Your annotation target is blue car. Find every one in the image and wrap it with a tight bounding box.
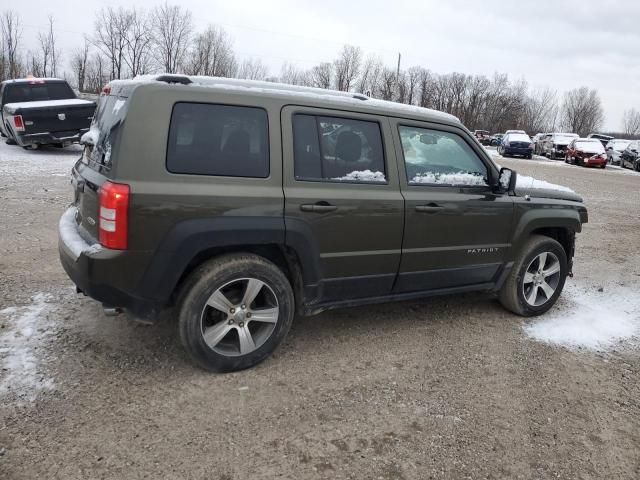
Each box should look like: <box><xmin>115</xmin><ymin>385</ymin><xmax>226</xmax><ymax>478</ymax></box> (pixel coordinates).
<box><xmin>498</xmin><ymin>132</ymin><xmax>533</xmax><ymax>159</ymax></box>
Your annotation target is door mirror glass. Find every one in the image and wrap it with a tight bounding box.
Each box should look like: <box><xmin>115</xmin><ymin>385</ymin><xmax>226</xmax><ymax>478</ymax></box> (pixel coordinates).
<box><xmin>498</xmin><ymin>167</ymin><xmax>517</xmax><ymax>193</ymax></box>
<box><xmin>419</xmin><ymin>133</ymin><xmax>438</xmax><ymax>145</ymax></box>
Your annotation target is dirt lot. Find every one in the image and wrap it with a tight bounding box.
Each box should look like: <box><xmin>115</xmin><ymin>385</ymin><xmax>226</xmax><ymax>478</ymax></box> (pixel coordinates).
<box><xmin>1</xmin><ymin>143</ymin><xmax>639</xmax><ymax>479</ymax></box>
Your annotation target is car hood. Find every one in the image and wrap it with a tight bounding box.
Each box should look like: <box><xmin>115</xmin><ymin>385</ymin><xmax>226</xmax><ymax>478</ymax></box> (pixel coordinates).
<box><xmin>516</xmin><ymin>187</ymin><xmax>583</xmax><ymax>203</ymax></box>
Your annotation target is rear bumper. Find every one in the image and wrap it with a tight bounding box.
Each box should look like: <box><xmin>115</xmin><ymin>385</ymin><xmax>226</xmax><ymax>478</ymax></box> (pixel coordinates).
<box><xmin>504</xmin><ymin>147</ymin><xmax>532</xmax><ymax>156</ymax></box>
<box><xmin>14</xmin><ymin>128</ymin><xmax>89</xmax><ymax>147</ymax></box>
<box><xmin>58</xmin><ymin>207</ymin><xmax>160</xmax><ymax>321</ymax></box>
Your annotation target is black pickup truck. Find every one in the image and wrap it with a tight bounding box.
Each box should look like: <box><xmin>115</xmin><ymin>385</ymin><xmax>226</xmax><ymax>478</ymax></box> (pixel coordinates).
<box><xmin>0</xmin><ymin>78</ymin><xmax>96</xmax><ymax>149</ymax></box>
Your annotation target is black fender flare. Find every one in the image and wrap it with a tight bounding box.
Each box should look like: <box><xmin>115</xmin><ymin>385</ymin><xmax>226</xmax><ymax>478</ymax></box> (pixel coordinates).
<box><xmin>136</xmin><ymin>216</ymin><xmax>322</xmax><ymax>303</ymax></box>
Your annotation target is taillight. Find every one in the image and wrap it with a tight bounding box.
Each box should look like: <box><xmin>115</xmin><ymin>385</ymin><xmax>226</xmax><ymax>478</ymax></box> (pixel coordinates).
<box><xmin>98</xmin><ymin>181</ymin><xmax>130</xmax><ymax>249</ymax></box>
<box><xmin>12</xmin><ymin>115</ymin><xmax>24</xmax><ymax>132</ymax></box>
<box><xmin>101</xmin><ymin>84</ymin><xmax>111</xmax><ymax>96</ymax></box>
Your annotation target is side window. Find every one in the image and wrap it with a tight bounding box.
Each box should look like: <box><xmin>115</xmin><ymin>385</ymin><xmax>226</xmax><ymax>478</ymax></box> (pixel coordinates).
<box><xmin>398</xmin><ymin>126</ymin><xmax>488</xmax><ymax>186</ymax></box>
<box><xmin>167</xmin><ymin>102</ymin><xmax>269</xmax><ymax>178</ymax></box>
<box><xmin>293</xmin><ymin>114</ymin><xmax>386</xmax><ymax>183</ymax></box>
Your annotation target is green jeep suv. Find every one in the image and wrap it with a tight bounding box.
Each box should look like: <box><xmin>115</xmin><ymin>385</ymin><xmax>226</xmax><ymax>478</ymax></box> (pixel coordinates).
<box><xmin>59</xmin><ymin>75</ymin><xmax>588</xmax><ymax>372</ymax></box>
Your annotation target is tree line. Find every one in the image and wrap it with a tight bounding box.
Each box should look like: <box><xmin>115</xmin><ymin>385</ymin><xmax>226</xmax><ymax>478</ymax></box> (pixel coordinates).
<box><xmin>1</xmin><ymin>4</ymin><xmax>638</xmax><ymax>137</ymax></box>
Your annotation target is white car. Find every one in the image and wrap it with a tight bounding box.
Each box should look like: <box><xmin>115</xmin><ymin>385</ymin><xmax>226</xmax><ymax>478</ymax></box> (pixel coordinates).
<box><xmin>605</xmin><ymin>139</ymin><xmax>631</xmax><ymax>165</ymax></box>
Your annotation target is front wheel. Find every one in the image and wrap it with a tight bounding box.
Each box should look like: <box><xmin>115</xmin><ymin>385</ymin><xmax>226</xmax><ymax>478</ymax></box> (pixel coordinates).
<box><xmin>499</xmin><ymin>235</ymin><xmax>568</xmax><ymax>317</ymax></box>
<box><xmin>178</xmin><ymin>253</ymin><xmax>295</xmax><ymax>372</ymax></box>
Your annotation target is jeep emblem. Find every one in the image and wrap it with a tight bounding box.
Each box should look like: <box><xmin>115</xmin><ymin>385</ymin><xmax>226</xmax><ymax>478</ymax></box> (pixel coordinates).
<box><xmin>58</xmin><ymin>113</ymin><xmax>66</xmax><ymax>121</ymax></box>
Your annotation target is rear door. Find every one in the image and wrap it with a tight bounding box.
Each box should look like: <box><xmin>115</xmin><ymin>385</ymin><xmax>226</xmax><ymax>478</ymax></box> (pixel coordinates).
<box><xmin>389</xmin><ymin>119</ymin><xmax>514</xmax><ymax>293</ymax></box>
<box><xmin>72</xmin><ymin>92</ymin><xmax>129</xmax><ymax>240</ymax></box>
<box><xmin>281</xmin><ymin>106</ymin><xmax>404</xmax><ymax>302</ymax></box>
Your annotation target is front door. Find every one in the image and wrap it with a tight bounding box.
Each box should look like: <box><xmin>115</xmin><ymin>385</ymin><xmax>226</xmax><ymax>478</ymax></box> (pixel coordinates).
<box><xmin>389</xmin><ymin>120</ymin><xmax>514</xmax><ymax>293</ymax></box>
<box><xmin>281</xmin><ymin>107</ymin><xmax>404</xmax><ymax>302</ymax></box>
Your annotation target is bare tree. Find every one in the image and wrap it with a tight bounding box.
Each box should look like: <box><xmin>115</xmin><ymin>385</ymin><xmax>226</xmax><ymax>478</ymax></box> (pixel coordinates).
<box><xmin>151</xmin><ymin>2</ymin><xmax>192</xmax><ymax>73</ymax></box>
<box><xmin>85</xmin><ymin>52</ymin><xmax>108</xmax><ymax>93</ymax></box>
<box><xmin>34</xmin><ymin>15</ymin><xmax>57</xmax><ymax>77</ymax></box>
<box><xmin>378</xmin><ymin>67</ymin><xmax>396</xmax><ymax>101</ymax></box>
<box><xmin>309</xmin><ymin>62</ymin><xmax>333</xmax><ymax>89</ymax></box>
<box><xmin>278</xmin><ymin>62</ymin><xmax>308</xmax><ymax>86</ymax></box>
<box><xmin>70</xmin><ymin>39</ymin><xmax>90</xmax><ymax>91</ymax></box>
<box><xmin>333</xmin><ymin>44</ymin><xmax>362</xmax><ymax>91</ymax></box>
<box><xmin>356</xmin><ymin>55</ymin><xmax>383</xmax><ymax>95</ymax></box>
<box><xmin>185</xmin><ymin>25</ymin><xmax>236</xmax><ymax>77</ymax></box>
<box><xmin>91</xmin><ymin>7</ymin><xmax>132</xmax><ymax>79</ymax></box>
<box><xmin>621</xmin><ymin>108</ymin><xmax>640</xmax><ymax>136</ymax></box>
<box><xmin>124</xmin><ymin>9</ymin><xmax>152</xmax><ymax>77</ymax></box>
<box><xmin>236</xmin><ymin>58</ymin><xmax>268</xmax><ymax>81</ymax></box>
<box><xmin>1</xmin><ymin>10</ymin><xmax>23</xmax><ymax>79</ymax></box>
<box><xmin>522</xmin><ymin>87</ymin><xmax>557</xmax><ymax>134</ymax></box>
<box><xmin>561</xmin><ymin>86</ymin><xmax>604</xmax><ymax>136</ymax></box>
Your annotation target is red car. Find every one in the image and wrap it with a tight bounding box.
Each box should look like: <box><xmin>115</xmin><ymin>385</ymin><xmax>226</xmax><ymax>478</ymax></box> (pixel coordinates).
<box><xmin>565</xmin><ymin>138</ymin><xmax>607</xmax><ymax>168</ymax></box>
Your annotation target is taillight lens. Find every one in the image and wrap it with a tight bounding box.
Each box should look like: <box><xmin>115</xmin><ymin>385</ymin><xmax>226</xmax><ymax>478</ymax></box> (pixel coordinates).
<box><xmin>98</xmin><ymin>181</ymin><xmax>130</xmax><ymax>249</ymax></box>
<box><xmin>12</xmin><ymin>115</ymin><xmax>24</xmax><ymax>132</ymax></box>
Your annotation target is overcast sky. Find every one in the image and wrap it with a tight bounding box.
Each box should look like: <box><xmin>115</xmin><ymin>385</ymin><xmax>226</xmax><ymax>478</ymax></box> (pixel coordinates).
<box><xmin>13</xmin><ymin>0</ymin><xmax>639</xmax><ymax>130</ymax></box>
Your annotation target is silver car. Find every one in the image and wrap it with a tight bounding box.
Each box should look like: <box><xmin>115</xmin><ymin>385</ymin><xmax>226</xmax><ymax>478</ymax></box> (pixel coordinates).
<box><xmin>605</xmin><ymin>139</ymin><xmax>631</xmax><ymax>165</ymax></box>
<box><xmin>541</xmin><ymin>133</ymin><xmax>579</xmax><ymax>159</ymax></box>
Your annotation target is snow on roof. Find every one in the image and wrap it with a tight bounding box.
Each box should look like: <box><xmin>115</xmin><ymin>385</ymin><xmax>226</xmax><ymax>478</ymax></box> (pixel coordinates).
<box><xmin>3</xmin><ymin>98</ymin><xmax>94</xmax><ymax>114</ymax></box>
<box><xmin>114</xmin><ymin>74</ymin><xmax>460</xmax><ymax>124</ymax></box>
<box><xmin>1</xmin><ymin>77</ymin><xmax>66</xmax><ymax>84</ymax></box>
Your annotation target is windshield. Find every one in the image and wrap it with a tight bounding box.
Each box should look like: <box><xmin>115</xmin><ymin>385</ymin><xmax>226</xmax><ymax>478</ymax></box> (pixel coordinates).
<box><xmin>4</xmin><ymin>82</ymin><xmax>75</xmax><ymax>103</ymax></box>
<box><xmin>575</xmin><ymin>141</ymin><xmax>605</xmax><ymax>153</ymax></box>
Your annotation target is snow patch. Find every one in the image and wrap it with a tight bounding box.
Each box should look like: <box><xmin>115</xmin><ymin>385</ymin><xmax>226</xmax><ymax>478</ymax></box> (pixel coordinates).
<box><xmin>59</xmin><ymin>207</ymin><xmax>102</xmax><ymax>260</ymax></box>
<box><xmin>3</xmin><ymin>98</ymin><xmax>94</xmax><ymax>114</ymax></box>
<box><xmin>411</xmin><ymin>172</ymin><xmax>487</xmax><ymax>186</ymax></box>
<box><xmin>333</xmin><ymin>170</ymin><xmax>386</xmax><ymax>182</ymax></box>
<box><xmin>516</xmin><ymin>174</ymin><xmax>575</xmax><ymax>193</ymax></box>
<box><xmin>524</xmin><ymin>284</ymin><xmax>640</xmax><ymax>351</ymax></box>
<box><xmin>0</xmin><ymin>293</ymin><xmax>56</xmax><ymax>402</ymax></box>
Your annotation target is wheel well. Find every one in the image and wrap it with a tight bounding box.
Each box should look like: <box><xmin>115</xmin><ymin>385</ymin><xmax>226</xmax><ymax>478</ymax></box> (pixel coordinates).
<box><xmin>171</xmin><ymin>244</ymin><xmax>304</xmax><ymax>312</ymax></box>
<box><xmin>530</xmin><ymin>227</ymin><xmax>574</xmax><ymax>259</ymax></box>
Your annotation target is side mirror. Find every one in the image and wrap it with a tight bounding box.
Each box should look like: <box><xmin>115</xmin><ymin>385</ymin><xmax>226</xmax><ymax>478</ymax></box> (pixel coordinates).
<box><xmin>420</xmin><ymin>133</ymin><xmax>437</xmax><ymax>145</ymax></box>
<box><xmin>497</xmin><ymin>167</ymin><xmax>517</xmax><ymax>194</ymax></box>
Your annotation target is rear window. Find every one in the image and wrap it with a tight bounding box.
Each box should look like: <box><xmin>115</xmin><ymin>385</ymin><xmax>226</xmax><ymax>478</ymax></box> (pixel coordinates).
<box><xmin>83</xmin><ymin>94</ymin><xmax>129</xmax><ymax>171</ymax></box>
<box><xmin>575</xmin><ymin>141</ymin><xmax>605</xmax><ymax>153</ymax></box>
<box><xmin>167</xmin><ymin>102</ymin><xmax>269</xmax><ymax>178</ymax></box>
<box><xmin>507</xmin><ymin>133</ymin><xmax>531</xmax><ymax>142</ymax></box>
<box><xmin>4</xmin><ymin>82</ymin><xmax>75</xmax><ymax>103</ymax></box>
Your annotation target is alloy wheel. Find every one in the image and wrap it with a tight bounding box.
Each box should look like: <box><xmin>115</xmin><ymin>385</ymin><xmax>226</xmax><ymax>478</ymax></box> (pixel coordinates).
<box><xmin>522</xmin><ymin>252</ymin><xmax>561</xmax><ymax>307</ymax></box>
<box><xmin>200</xmin><ymin>277</ymin><xmax>279</xmax><ymax>357</ymax></box>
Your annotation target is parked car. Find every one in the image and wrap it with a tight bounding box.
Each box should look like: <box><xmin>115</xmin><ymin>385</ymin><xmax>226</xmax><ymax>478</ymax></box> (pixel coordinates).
<box><xmin>620</xmin><ymin>140</ymin><xmax>640</xmax><ymax>171</ymax></box>
<box><xmin>531</xmin><ymin>133</ymin><xmax>546</xmax><ymax>155</ymax></box>
<box><xmin>534</xmin><ymin>133</ymin><xmax>551</xmax><ymax>155</ymax></box>
<box><xmin>564</xmin><ymin>138</ymin><xmax>607</xmax><ymax>168</ymax></box>
<box><xmin>497</xmin><ymin>132</ymin><xmax>533</xmax><ymax>158</ymax></box>
<box><xmin>490</xmin><ymin>133</ymin><xmax>503</xmax><ymax>146</ymax></box>
<box><xmin>473</xmin><ymin>129</ymin><xmax>492</xmax><ymax>145</ymax></box>
<box><xmin>587</xmin><ymin>133</ymin><xmax>614</xmax><ymax>148</ymax></box>
<box><xmin>0</xmin><ymin>77</ymin><xmax>96</xmax><ymax>149</ymax></box>
<box><xmin>58</xmin><ymin>74</ymin><xmax>587</xmax><ymax>372</ymax></box>
<box><xmin>540</xmin><ymin>133</ymin><xmax>579</xmax><ymax>159</ymax></box>
<box><xmin>605</xmin><ymin>139</ymin><xmax>631</xmax><ymax>165</ymax></box>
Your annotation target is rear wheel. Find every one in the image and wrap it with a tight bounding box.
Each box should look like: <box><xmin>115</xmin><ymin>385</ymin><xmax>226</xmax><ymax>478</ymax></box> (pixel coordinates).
<box><xmin>5</xmin><ymin>137</ymin><xmax>16</xmax><ymax>145</ymax></box>
<box><xmin>178</xmin><ymin>253</ymin><xmax>295</xmax><ymax>372</ymax></box>
<box><xmin>499</xmin><ymin>235</ymin><xmax>568</xmax><ymax>317</ymax></box>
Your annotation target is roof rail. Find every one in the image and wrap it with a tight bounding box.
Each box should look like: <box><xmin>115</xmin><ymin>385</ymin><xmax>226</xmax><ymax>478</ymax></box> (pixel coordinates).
<box><xmin>156</xmin><ymin>75</ymin><xmax>192</xmax><ymax>85</ymax></box>
<box><xmin>352</xmin><ymin>93</ymin><xmax>369</xmax><ymax>101</ymax></box>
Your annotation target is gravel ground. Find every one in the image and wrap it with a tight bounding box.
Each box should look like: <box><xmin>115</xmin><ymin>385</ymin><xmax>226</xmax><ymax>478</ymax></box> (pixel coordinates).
<box><xmin>1</xmin><ymin>143</ymin><xmax>640</xmax><ymax>479</ymax></box>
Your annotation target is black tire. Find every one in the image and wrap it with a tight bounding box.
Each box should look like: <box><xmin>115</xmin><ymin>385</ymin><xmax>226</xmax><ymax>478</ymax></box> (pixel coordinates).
<box><xmin>178</xmin><ymin>253</ymin><xmax>295</xmax><ymax>372</ymax></box>
<box><xmin>5</xmin><ymin>137</ymin><xmax>16</xmax><ymax>145</ymax></box>
<box><xmin>526</xmin><ymin>153</ymin><xmax>532</xmax><ymax>159</ymax></box>
<box><xmin>635</xmin><ymin>162</ymin><xmax>640</xmax><ymax>172</ymax></box>
<box><xmin>564</xmin><ymin>155</ymin><xmax>569</xmax><ymax>164</ymax></box>
<box><xmin>499</xmin><ymin>235</ymin><xmax>568</xmax><ymax>317</ymax></box>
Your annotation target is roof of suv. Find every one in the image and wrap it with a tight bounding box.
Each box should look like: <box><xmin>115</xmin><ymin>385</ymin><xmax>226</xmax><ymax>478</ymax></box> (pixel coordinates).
<box><xmin>110</xmin><ymin>74</ymin><xmax>461</xmax><ymax>126</ymax></box>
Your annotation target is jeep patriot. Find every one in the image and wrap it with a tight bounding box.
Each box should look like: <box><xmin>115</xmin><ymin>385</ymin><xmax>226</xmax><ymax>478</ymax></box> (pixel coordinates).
<box><xmin>58</xmin><ymin>75</ymin><xmax>588</xmax><ymax>372</ymax></box>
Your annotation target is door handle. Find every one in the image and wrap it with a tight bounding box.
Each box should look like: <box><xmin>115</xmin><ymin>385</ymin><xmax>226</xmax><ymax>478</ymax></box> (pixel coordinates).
<box><xmin>300</xmin><ymin>202</ymin><xmax>338</xmax><ymax>213</ymax></box>
<box><xmin>415</xmin><ymin>204</ymin><xmax>445</xmax><ymax>213</ymax></box>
